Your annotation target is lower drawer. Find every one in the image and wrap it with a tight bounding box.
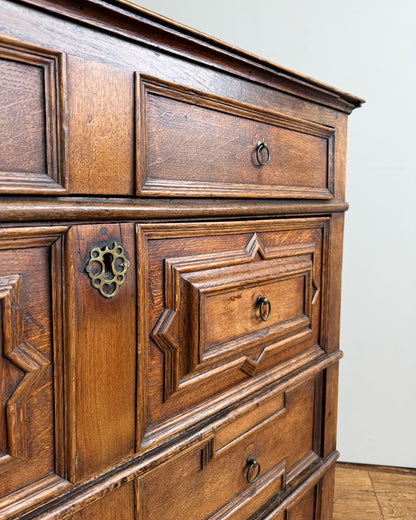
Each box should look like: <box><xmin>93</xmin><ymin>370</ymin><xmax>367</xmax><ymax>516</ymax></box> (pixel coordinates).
<box><xmin>137</xmin><ymin>375</ymin><xmax>322</xmax><ymax>520</ymax></box>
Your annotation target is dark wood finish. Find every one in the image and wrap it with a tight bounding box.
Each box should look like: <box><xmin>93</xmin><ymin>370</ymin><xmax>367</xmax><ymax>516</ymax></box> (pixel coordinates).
<box><xmin>138</xmin><ymin>376</ymin><xmax>320</xmax><ymax>520</ymax></box>
<box><xmin>69</xmin><ymin>483</ymin><xmax>135</xmax><ymax>520</ymax></box>
<box><xmin>0</xmin><ymin>199</ymin><xmax>349</xmax><ymax>223</ymax></box>
<box><xmin>0</xmin><ymin>1</ymin><xmax>361</xmax><ymax>518</ymax></box>
<box><xmin>0</xmin><ymin>227</ymin><xmax>69</xmax><ymax>519</ymax></box>
<box><xmin>287</xmin><ymin>487</ymin><xmax>317</xmax><ymax>520</ymax></box>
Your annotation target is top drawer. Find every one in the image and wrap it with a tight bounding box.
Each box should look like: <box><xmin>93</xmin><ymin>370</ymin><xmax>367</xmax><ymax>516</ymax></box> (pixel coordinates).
<box><xmin>0</xmin><ymin>35</ymin><xmax>335</xmax><ymax>198</ymax></box>
<box><xmin>137</xmin><ymin>75</ymin><xmax>335</xmax><ymax>199</ymax></box>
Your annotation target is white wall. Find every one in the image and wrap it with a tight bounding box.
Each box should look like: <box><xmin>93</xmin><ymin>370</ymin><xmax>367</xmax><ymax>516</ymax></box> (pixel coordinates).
<box><xmin>135</xmin><ymin>0</ymin><xmax>416</xmax><ymax>468</ymax></box>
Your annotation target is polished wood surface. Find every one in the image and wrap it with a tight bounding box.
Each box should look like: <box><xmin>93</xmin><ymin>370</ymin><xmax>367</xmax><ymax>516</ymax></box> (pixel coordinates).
<box><xmin>138</xmin><ymin>75</ymin><xmax>334</xmax><ymax>199</ymax></box>
<box><xmin>0</xmin><ymin>36</ymin><xmax>65</xmax><ymax>192</ymax></box>
<box><xmin>334</xmin><ymin>463</ymin><xmax>416</xmax><ymax>520</ymax></box>
<box><xmin>142</xmin><ymin>219</ymin><xmax>325</xmax><ymax>431</ymax></box>
<box><xmin>139</xmin><ymin>378</ymin><xmax>319</xmax><ymax>519</ymax></box>
<box><xmin>66</xmin><ymin>56</ymin><xmax>134</xmax><ymax>195</ymax></box>
<box><xmin>0</xmin><ymin>1</ymin><xmax>361</xmax><ymax>518</ymax></box>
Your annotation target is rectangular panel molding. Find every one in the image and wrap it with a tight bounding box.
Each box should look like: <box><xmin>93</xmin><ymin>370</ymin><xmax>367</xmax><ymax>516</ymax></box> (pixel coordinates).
<box><xmin>0</xmin><ymin>1</ymin><xmax>361</xmax><ymax>518</ymax></box>
<box><xmin>0</xmin><ymin>36</ymin><xmax>66</xmax><ymax>193</ymax></box>
<box><xmin>136</xmin><ymin>74</ymin><xmax>335</xmax><ymax>199</ymax></box>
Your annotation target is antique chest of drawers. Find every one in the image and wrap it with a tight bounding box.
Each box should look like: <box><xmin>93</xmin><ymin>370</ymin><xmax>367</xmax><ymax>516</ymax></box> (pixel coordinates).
<box><xmin>0</xmin><ymin>1</ymin><xmax>362</xmax><ymax>518</ymax></box>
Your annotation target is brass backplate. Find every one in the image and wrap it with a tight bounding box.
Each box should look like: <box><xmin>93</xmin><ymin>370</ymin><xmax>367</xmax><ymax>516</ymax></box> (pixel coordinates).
<box><xmin>86</xmin><ymin>241</ymin><xmax>130</xmax><ymax>299</ymax></box>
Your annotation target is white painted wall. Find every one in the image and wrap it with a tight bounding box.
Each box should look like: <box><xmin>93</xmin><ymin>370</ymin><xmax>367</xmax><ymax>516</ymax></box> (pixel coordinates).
<box><xmin>134</xmin><ymin>0</ymin><xmax>416</xmax><ymax>468</ymax></box>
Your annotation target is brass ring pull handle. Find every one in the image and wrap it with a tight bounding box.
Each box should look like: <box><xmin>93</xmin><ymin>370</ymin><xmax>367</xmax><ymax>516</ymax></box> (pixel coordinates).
<box><xmin>255</xmin><ymin>140</ymin><xmax>270</xmax><ymax>165</ymax></box>
<box><xmin>246</xmin><ymin>457</ymin><xmax>261</xmax><ymax>483</ymax></box>
<box><xmin>257</xmin><ymin>296</ymin><xmax>271</xmax><ymax>321</ymax></box>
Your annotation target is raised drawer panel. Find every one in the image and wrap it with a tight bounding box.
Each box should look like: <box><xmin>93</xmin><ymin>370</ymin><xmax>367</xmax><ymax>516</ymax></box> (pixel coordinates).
<box><xmin>137</xmin><ymin>75</ymin><xmax>335</xmax><ymax>199</ymax></box>
<box><xmin>0</xmin><ymin>226</ymin><xmax>69</xmax><ymax>517</ymax></box>
<box><xmin>137</xmin><ymin>218</ymin><xmax>328</xmax><ymax>446</ymax></box>
<box><xmin>137</xmin><ymin>376</ymin><xmax>321</xmax><ymax>520</ymax></box>
<box><xmin>0</xmin><ymin>36</ymin><xmax>65</xmax><ymax>193</ymax></box>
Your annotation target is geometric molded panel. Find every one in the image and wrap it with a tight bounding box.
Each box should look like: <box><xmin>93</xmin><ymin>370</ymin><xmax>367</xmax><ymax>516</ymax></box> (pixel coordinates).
<box><xmin>152</xmin><ymin>233</ymin><xmax>317</xmax><ymax>400</ymax></box>
<box><xmin>0</xmin><ymin>227</ymin><xmax>70</xmax><ymax>518</ymax></box>
<box><xmin>0</xmin><ymin>274</ymin><xmax>49</xmax><ymax>462</ymax></box>
<box><xmin>0</xmin><ymin>36</ymin><xmax>66</xmax><ymax>193</ymax></box>
<box><xmin>137</xmin><ymin>375</ymin><xmax>323</xmax><ymax>520</ymax></box>
<box><xmin>139</xmin><ymin>219</ymin><xmax>328</xmax><ymax>449</ymax></box>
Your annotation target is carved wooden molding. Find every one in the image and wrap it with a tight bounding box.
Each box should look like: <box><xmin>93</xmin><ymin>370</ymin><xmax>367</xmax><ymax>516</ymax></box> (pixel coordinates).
<box><xmin>200</xmin><ymin>437</ymin><xmax>215</xmax><ymax>470</ymax></box>
<box><xmin>136</xmin><ymin>74</ymin><xmax>335</xmax><ymax>199</ymax></box>
<box><xmin>0</xmin><ymin>274</ymin><xmax>49</xmax><ymax>462</ymax></box>
<box><xmin>152</xmin><ymin>233</ymin><xmax>319</xmax><ymax>400</ymax></box>
<box><xmin>0</xmin><ymin>36</ymin><xmax>66</xmax><ymax>193</ymax></box>
<box><xmin>207</xmin><ymin>459</ymin><xmax>287</xmax><ymax>520</ymax></box>
<box><xmin>0</xmin><ymin>227</ymin><xmax>70</xmax><ymax>514</ymax></box>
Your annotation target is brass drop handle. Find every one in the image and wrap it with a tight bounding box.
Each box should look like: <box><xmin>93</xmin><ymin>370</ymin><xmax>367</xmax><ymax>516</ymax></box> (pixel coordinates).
<box><xmin>255</xmin><ymin>140</ymin><xmax>270</xmax><ymax>165</ymax></box>
<box><xmin>246</xmin><ymin>457</ymin><xmax>261</xmax><ymax>483</ymax></box>
<box><xmin>257</xmin><ymin>296</ymin><xmax>271</xmax><ymax>321</ymax></box>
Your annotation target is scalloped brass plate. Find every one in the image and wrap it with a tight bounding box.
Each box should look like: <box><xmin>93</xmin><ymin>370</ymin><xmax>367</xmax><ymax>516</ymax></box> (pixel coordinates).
<box><xmin>86</xmin><ymin>241</ymin><xmax>130</xmax><ymax>299</ymax></box>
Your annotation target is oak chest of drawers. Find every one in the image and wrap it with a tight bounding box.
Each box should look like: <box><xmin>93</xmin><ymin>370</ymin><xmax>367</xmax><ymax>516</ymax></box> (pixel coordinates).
<box><xmin>0</xmin><ymin>2</ymin><xmax>362</xmax><ymax>518</ymax></box>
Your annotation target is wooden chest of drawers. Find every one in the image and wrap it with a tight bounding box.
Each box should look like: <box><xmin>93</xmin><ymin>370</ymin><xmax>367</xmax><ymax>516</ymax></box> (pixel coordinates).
<box><xmin>0</xmin><ymin>2</ymin><xmax>362</xmax><ymax>518</ymax></box>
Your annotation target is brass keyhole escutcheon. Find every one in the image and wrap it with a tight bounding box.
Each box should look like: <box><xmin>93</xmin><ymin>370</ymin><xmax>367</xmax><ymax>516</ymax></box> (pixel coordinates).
<box><xmin>86</xmin><ymin>241</ymin><xmax>130</xmax><ymax>299</ymax></box>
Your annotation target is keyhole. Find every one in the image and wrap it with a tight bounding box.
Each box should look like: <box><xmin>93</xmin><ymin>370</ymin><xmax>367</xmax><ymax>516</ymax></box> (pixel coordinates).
<box><xmin>102</xmin><ymin>252</ymin><xmax>114</xmax><ymax>280</ymax></box>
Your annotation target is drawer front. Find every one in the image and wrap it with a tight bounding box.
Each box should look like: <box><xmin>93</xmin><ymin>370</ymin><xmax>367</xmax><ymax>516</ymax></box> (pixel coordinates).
<box><xmin>0</xmin><ymin>37</ymin><xmax>66</xmax><ymax>193</ymax></box>
<box><xmin>137</xmin><ymin>75</ymin><xmax>335</xmax><ymax>199</ymax></box>
<box><xmin>137</xmin><ymin>376</ymin><xmax>321</xmax><ymax>520</ymax></box>
<box><xmin>137</xmin><ymin>218</ymin><xmax>328</xmax><ymax>446</ymax></box>
<box><xmin>0</xmin><ymin>226</ymin><xmax>69</xmax><ymax>514</ymax></box>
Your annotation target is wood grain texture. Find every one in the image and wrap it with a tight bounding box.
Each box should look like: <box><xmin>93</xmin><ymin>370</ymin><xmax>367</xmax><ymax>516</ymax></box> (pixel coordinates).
<box><xmin>0</xmin><ymin>58</ymin><xmax>45</xmax><ymax>174</ymax></box>
<box><xmin>0</xmin><ymin>36</ymin><xmax>66</xmax><ymax>193</ymax></box>
<box><xmin>322</xmin><ymin>363</ymin><xmax>340</xmax><ymax>459</ymax></box>
<box><xmin>66</xmin><ymin>55</ymin><xmax>134</xmax><ymax>195</ymax></box>
<box><xmin>0</xmin><ymin>274</ymin><xmax>49</xmax><ymax>461</ymax></box>
<box><xmin>63</xmin><ymin>224</ymin><xmax>137</xmax><ymax>481</ymax></box>
<box><xmin>260</xmin><ymin>452</ymin><xmax>338</xmax><ymax>519</ymax></box>
<box><xmin>138</xmin><ymin>376</ymin><xmax>321</xmax><ymax>520</ymax></box>
<box><xmin>376</xmin><ymin>493</ymin><xmax>416</xmax><ymax>520</ymax></box>
<box><xmin>0</xmin><ymin>227</ymin><xmax>69</xmax><ymax>517</ymax></box>
<box><xmin>0</xmin><ymin>199</ymin><xmax>349</xmax><ymax>223</ymax></box>
<box><xmin>68</xmin><ymin>482</ymin><xmax>135</xmax><ymax>520</ymax></box>
<box><xmin>0</xmin><ymin>1</ymin><xmax>360</xmax><ymax>517</ymax></box>
<box><xmin>333</xmin><ymin>464</ymin><xmax>416</xmax><ymax>520</ymax></box>
<box><xmin>139</xmin><ymin>219</ymin><xmax>326</xmax><ymax>438</ymax></box>
<box><xmin>138</xmin><ymin>74</ymin><xmax>334</xmax><ymax>199</ymax></box>
<box><xmin>287</xmin><ymin>487</ymin><xmax>316</xmax><ymax>519</ymax></box>
<box><xmin>370</xmin><ymin>471</ymin><xmax>416</xmax><ymax>494</ymax></box>
<box><xmin>334</xmin><ymin>463</ymin><xmax>416</xmax><ymax>520</ymax></box>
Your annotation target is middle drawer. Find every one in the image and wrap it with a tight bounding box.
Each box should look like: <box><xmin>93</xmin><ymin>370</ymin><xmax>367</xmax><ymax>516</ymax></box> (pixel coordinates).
<box><xmin>137</xmin><ymin>218</ymin><xmax>328</xmax><ymax>447</ymax></box>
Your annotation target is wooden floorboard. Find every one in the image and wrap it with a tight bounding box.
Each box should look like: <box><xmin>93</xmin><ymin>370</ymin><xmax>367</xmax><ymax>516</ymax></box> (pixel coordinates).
<box><xmin>333</xmin><ymin>463</ymin><xmax>416</xmax><ymax>520</ymax></box>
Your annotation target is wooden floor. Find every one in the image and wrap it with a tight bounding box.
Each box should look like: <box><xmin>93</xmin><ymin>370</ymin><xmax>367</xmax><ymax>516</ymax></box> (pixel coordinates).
<box><xmin>334</xmin><ymin>463</ymin><xmax>416</xmax><ymax>520</ymax></box>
